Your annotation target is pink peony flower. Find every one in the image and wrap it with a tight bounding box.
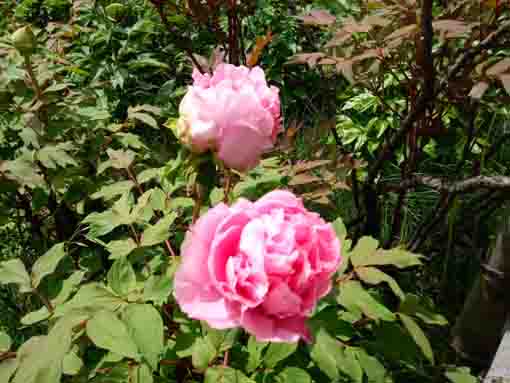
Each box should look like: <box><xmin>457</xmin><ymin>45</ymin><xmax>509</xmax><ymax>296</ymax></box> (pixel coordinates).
<box><xmin>173</xmin><ymin>190</ymin><xmax>342</xmax><ymax>343</ymax></box>
<box><xmin>177</xmin><ymin>63</ymin><xmax>282</xmax><ymax>171</ymax></box>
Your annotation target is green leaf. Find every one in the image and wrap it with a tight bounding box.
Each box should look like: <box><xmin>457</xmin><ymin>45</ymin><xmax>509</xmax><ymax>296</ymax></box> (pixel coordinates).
<box><xmin>86</xmin><ymin>310</ymin><xmax>139</xmax><ymax>359</ymax></box>
<box><xmin>310</xmin><ymin>327</ymin><xmax>344</xmax><ymax>380</ymax></box>
<box><xmin>107</xmin><ymin>238</ymin><xmax>138</xmax><ymax>259</ymax></box>
<box><xmin>37</xmin><ymin>143</ymin><xmax>77</xmax><ymax>169</ymax></box>
<box><xmin>55</xmin><ymin>283</ymin><xmax>124</xmax><ymax>317</ymax></box>
<box><xmin>12</xmin><ymin>317</ymin><xmax>74</xmax><ymax>383</ymax></box>
<box><xmin>31</xmin><ymin>243</ymin><xmax>66</xmax><ymax>288</ymax></box>
<box><xmin>53</xmin><ymin>271</ymin><xmax>85</xmax><ymax>305</ymax></box>
<box><xmin>0</xmin><ymin>331</ymin><xmax>11</xmax><ymax>352</ymax></box>
<box><xmin>91</xmin><ymin>180</ymin><xmax>135</xmax><ymax>201</ymax></box>
<box><xmin>263</xmin><ymin>342</ymin><xmax>298</xmax><ymax>368</ymax></box>
<box><xmin>354</xmin><ymin>246</ymin><xmax>422</xmax><ymax>269</ymax></box>
<box><xmin>132</xmin><ymin>363</ymin><xmax>153</xmax><ymax>383</ymax></box>
<box><xmin>138</xmin><ymin>168</ymin><xmax>161</xmax><ymax>184</ymax></box>
<box><xmin>62</xmin><ymin>350</ymin><xmax>83</xmax><ymax>375</ymax></box>
<box><xmin>353</xmin><ymin>348</ymin><xmax>387</xmax><ymax>383</ymax></box>
<box><xmin>398</xmin><ymin>313</ymin><xmax>434</xmax><ymax>364</ymax></box>
<box><xmin>444</xmin><ymin>367</ymin><xmax>478</xmax><ymax>383</ymax></box>
<box><xmin>128</xmin><ymin>58</ymin><xmax>169</xmax><ymax>71</ymax></box>
<box><xmin>208</xmin><ymin>328</ymin><xmax>239</xmax><ymax>353</ymax></box>
<box><xmin>140</xmin><ymin>213</ymin><xmax>177</xmax><ymax>247</ymax></box>
<box><xmin>356</xmin><ymin>267</ymin><xmax>405</xmax><ymax>300</ymax></box>
<box><xmin>275</xmin><ymin>367</ymin><xmax>311</xmax><ymax>383</ymax></box>
<box><xmin>107</xmin><ymin>148</ymin><xmax>136</xmax><ymax>169</ymax></box>
<box><xmin>339</xmin><ymin>347</ymin><xmax>363</xmax><ymax>383</ymax></box>
<box><xmin>21</xmin><ymin>306</ymin><xmax>50</xmax><ymax>325</ymax></box>
<box><xmin>130</xmin><ymin>112</ymin><xmax>159</xmax><ymax>129</ymax></box>
<box><xmin>245</xmin><ymin>336</ymin><xmax>268</xmax><ymax>373</ymax></box>
<box><xmin>192</xmin><ymin>337</ymin><xmax>217</xmax><ymax>370</ymax></box>
<box><xmin>0</xmin><ymin>259</ymin><xmax>32</xmax><ymax>292</ymax></box>
<box><xmin>332</xmin><ymin>217</ymin><xmax>347</xmax><ymax>242</ymax></box>
<box><xmin>204</xmin><ymin>367</ymin><xmax>255</xmax><ymax>383</ymax></box>
<box><xmin>142</xmin><ymin>275</ymin><xmax>172</xmax><ymax>304</ymax></box>
<box><xmin>83</xmin><ymin>210</ymin><xmax>125</xmax><ymax>237</ymax></box>
<box><xmin>337</xmin><ymin>281</ymin><xmax>396</xmax><ymax>321</ymax></box>
<box><xmin>107</xmin><ymin>257</ymin><xmax>137</xmax><ymax>297</ymax></box>
<box><xmin>122</xmin><ymin>304</ymin><xmax>164</xmax><ymax>371</ymax></box>
<box><xmin>399</xmin><ymin>294</ymin><xmax>448</xmax><ymax>326</ymax></box>
<box><xmin>349</xmin><ymin>237</ymin><xmax>379</xmax><ymax>268</ymax></box>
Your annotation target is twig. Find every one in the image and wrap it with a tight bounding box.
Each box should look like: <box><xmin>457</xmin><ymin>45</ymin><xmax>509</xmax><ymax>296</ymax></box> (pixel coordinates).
<box><xmin>0</xmin><ymin>352</ymin><xmax>16</xmax><ymax>362</ymax></box>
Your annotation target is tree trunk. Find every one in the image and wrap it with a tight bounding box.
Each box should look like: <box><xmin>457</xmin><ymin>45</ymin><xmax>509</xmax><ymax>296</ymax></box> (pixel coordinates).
<box><xmin>451</xmin><ymin>219</ymin><xmax>510</xmax><ymax>366</ymax></box>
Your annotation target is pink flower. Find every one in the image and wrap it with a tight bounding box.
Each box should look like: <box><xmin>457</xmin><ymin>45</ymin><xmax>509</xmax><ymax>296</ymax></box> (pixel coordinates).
<box><xmin>177</xmin><ymin>64</ymin><xmax>282</xmax><ymax>171</ymax></box>
<box><xmin>174</xmin><ymin>190</ymin><xmax>342</xmax><ymax>343</ymax></box>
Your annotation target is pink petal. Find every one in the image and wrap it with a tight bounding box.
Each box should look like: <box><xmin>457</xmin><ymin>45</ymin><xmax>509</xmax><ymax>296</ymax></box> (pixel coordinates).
<box><xmin>262</xmin><ymin>283</ymin><xmax>302</xmax><ymax>317</ymax></box>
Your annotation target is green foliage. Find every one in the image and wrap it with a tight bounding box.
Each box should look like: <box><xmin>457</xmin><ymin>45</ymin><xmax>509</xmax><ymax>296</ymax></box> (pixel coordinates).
<box><xmin>0</xmin><ymin>1</ymin><xmax>498</xmax><ymax>382</ymax></box>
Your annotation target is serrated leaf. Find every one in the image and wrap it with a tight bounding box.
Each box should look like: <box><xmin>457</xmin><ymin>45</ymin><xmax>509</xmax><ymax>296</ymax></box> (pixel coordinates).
<box><xmin>140</xmin><ymin>213</ymin><xmax>177</xmax><ymax>247</ymax></box>
<box><xmin>0</xmin><ymin>331</ymin><xmax>11</xmax><ymax>352</ymax></box>
<box><xmin>91</xmin><ymin>180</ymin><xmax>135</xmax><ymax>201</ymax></box>
<box><xmin>107</xmin><ymin>257</ymin><xmax>136</xmax><ymax>297</ymax></box>
<box><xmin>263</xmin><ymin>342</ymin><xmax>298</xmax><ymax>368</ymax></box>
<box><xmin>310</xmin><ymin>327</ymin><xmax>343</xmax><ymax>380</ymax></box>
<box><xmin>130</xmin><ymin>112</ymin><xmax>159</xmax><ymax>129</ymax></box>
<box><xmin>142</xmin><ymin>275</ymin><xmax>172</xmax><ymax>304</ymax></box>
<box><xmin>31</xmin><ymin>243</ymin><xmax>66</xmax><ymax>288</ymax></box>
<box><xmin>204</xmin><ymin>367</ymin><xmax>255</xmax><ymax>383</ymax></box>
<box><xmin>356</xmin><ymin>267</ymin><xmax>405</xmax><ymax>300</ymax></box>
<box><xmin>0</xmin><ymin>259</ymin><xmax>31</xmax><ymax>292</ymax></box>
<box><xmin>86</xmin><ymin>310</ymin><xmax>139</xmax><ymax>359</ymax></box>
<box><xmin>107</xmin><ymin>238</ymin><xmax>138</xmax><ymax>259</ymax></box>
<box><xmin>349</xmin><ymin>237</ymin><xmax>379</xmax><ymax>267</ymax></box>
<box><xmin>398</xmin><ymin>313</ymin><xmax>434</xmax><ymax>364</ymax></box>
<box><xmin>399</xmin><ymin>294</ymin><xmax>448</xmax><ymax>326</ymax></box>
<box><xmin>337</xmin><ymin>281</ymin><xmax>395</xmax><ymax>321</ymax></box>
<box><xmin>275</xmin><ymin>367</ymin><xmax>311</xmax><ymax>383</ymax></box>
<box><xmin>122</xmin><ymin>304</ymin><xmax>164</xmax><ymax>371</ymax></box>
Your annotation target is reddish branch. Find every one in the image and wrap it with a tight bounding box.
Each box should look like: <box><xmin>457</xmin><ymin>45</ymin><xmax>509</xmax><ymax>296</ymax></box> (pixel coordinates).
<box><xmin>367</xmin><ymin>20</ymin><xmax>510</xmax><ymax>184</ymax></box>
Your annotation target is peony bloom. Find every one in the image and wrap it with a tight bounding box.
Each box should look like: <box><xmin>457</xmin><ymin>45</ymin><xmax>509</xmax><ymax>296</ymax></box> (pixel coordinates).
<box><xmin>174</xmin><ymin>190</ymin><xmax>342</xmax><ymax>342</ymax></box>
<box><xmin>176</xmin><ymin>63</ymin><xmax>281</xmax><ymax>171</ymax></box>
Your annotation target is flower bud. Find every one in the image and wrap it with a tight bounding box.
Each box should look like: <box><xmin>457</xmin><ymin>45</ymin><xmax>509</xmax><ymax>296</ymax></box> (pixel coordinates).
<box><xmin>12</xmin><ymin>26</ymin><xmax>36</xmax><ymax>56</ymax></box>
<box><xmin>105</xmin><ymin>3</ymin><xmax>127</xmax><ymax>21</ymax></box>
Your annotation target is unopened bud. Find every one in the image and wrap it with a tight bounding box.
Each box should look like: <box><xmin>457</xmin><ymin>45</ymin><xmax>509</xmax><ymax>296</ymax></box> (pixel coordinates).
<box><xmin>105</xmin><ymin>3</ymin><xmax>127</xmax><ymax>21</ymax></box>
<box><xmin>12</xmin><ymin>26</ymin><xmax>36</xmax><ymax>56</ymax></box>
